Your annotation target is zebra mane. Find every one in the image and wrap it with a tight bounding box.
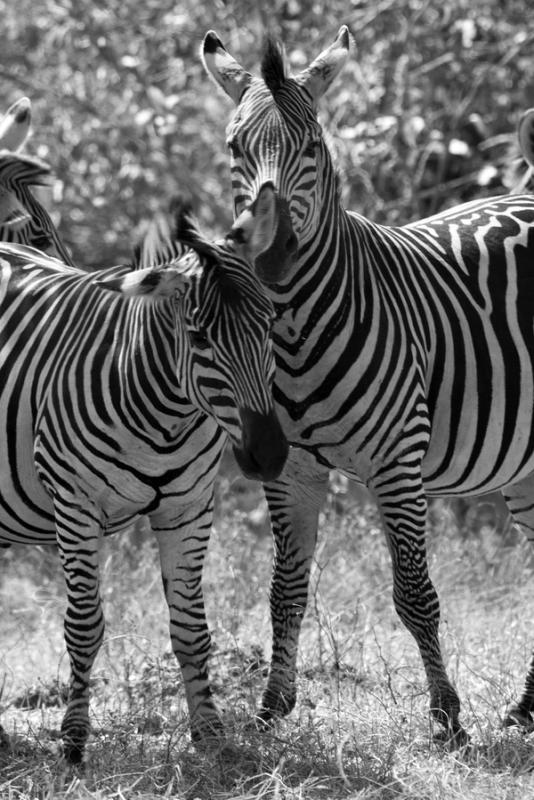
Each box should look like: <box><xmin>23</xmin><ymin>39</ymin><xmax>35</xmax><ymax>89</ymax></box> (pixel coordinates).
<box><xmin>171</xmin><ymin>199</ymin><xmax>245</xmax><ymax>308</ymax></box>
<box><xmin>261</xmin><ymin>36</ymin><xmax>288</xmax><ymax>95</ymax></box>
<box><xmin>171</xmin><ymin>198</ymin><xmax>219</xmax><ymax>268</ymax></box>
<box><xmin>132</xmin><ymin>196</ymin><xmax>214</xmax><ymax>270</ymax></box>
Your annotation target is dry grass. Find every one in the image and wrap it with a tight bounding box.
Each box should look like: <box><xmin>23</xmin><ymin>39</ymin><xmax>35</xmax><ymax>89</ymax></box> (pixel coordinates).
<box><xmin>1</xmin><ymin>484</ymin><xmax>534</xmax><ymax>798</ymax></box>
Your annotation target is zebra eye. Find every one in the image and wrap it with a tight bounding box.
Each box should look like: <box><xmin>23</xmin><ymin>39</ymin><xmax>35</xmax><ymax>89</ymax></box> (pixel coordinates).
<box><xmin>228</xmin><ymin>139</ymin><xmax>241</xmax><ymax>158</ymax></box>
<box><xmin>189</xmin><ymin>329</ymin><xmax>210</xmax><ymax>350</ymax></box>
<box><xmin>303</xmin><ymin>139</ymin><xmax>319</xmax><ymax>157</ymax></box>
<box><xmin>228</xmin><ymin>226</ymin><xmax>247</xmax><ymax>245</ymax></box>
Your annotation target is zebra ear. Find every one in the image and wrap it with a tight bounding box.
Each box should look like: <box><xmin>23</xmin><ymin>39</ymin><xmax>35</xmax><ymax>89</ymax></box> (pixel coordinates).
<box><xmin>172</xmin><ymin>199</ymin><xmax>220</xmax><ymax>266</ymax></box>
<box><xmin>0</xmin><ymin>97</ymin><xmax>32</xmax><ymax>152</ymax></box>
<box><xmin>228</xmin><ymin>182</ymin><xmax>278</xmax><ymax>260</ymax></box>
<box><xmin>229</xmin><ymin>182</ymin><xmax>298</xmax><ymax>282</ymax></box>
<box><xmin>294</xmin><ymin>26</ymin><xmax>351</xmax><ymax>105</ymax></box>
<box><xmin>226</xmin><ymin>181</ymin><xmax>290</xmax><ymax>263</ymax></box>
<box><xmin>133</xmin><ymin>212</ymin><xmax>173</xmax><ymax>269</ymax></box>
<box><xmin>95</xmin><ymin>265</ymin><xmax>189</xmax><ymax>299</ymax></box>
<box><xmin>201</xmin><ymin>31</ymin><xmax>253</xmax><ymax>105</ymax></box>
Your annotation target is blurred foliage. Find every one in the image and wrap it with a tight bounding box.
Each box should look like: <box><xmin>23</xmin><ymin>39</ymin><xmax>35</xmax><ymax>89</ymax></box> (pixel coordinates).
<box><xmin>1</xmin><ymin>0</ymin><xmax>533</xmax><ymax>267</ymax></box>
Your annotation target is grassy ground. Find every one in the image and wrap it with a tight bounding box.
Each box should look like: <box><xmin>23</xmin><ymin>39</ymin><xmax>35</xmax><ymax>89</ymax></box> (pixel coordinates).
<box><xmin>1</xmin><ymin>480</ymin><xmax>534</xmax><ymax>799</ymax></box>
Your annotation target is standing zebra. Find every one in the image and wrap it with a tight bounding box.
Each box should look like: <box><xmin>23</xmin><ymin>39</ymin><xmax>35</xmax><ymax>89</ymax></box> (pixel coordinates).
<box><xmin>202</xmin><ymin>27</ymin><xmax>534</xmax><ymax>744</ymax></box>
<box><xmin>0</xmin><ymin>185</ymin><xmax>287</xmax><ymax>763</ymax></box>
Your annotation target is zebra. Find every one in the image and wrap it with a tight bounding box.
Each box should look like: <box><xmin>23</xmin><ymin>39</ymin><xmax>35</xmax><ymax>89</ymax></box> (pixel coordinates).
<box><xmin>202</xmin><ymin>27</ymin><xmax>534</xmax><ymax>745</ymax></box>
<box><xmin>0</xmin><ymin>183</ymin><xmax>288</xmax><ymax>763</ymax></box>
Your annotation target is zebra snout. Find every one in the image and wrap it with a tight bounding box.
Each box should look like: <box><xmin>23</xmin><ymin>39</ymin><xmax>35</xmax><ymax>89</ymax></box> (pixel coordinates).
<box><xmin>234</xmin><ymin>407</ymin><xmax>288</xmax><ymax>481</ymax></box>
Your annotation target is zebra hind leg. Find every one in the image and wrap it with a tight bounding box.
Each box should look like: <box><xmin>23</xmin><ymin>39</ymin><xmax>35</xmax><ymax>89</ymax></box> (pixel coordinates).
<box><xmin>501</xmin><ymin>475</ymin><xmax>534</xmax><ymax>730</ymax></box>
<box><xmin>371</xmin><ymin>467</ymin><xmax>469</xmax><ymax>748</ymax></box>
<box><xmin>55</xmin><ymin>499</ymin><xmax>105</xmax><ymax>764</ymax></box>
<box><xmin>503</xmin><ymin>655</ymin><xmax>534</xmax><ymax>731</ymax></box>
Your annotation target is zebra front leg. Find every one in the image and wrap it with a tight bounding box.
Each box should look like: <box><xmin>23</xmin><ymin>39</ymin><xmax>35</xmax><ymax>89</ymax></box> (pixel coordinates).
<box><xmin>152</xmin><ymin>496</ymin><xmax>223</xmax><ymax>742</ymax></box>
<box><xmin>55</xmin><ymin>498</ymin><xmax>105</xmax><ymax>764</ymax></box>
<box><xmin>503</xmin><ymin>653</ymin><xmax>534</xmax><ymax>731</ymax></box>
<box><xmin>501</xmin><ymin>475</ymin><xmax>534</xmax><ymax>729</ymax></box>
<box><xmin>0</xmin><ymin>551</ymin><xmax>11</xmax><ymax>752</ymax></box>
<box><xmin>260</xmin><ymin>461</ymin><xmax>329</xmax><ymax>723</ymax></box>
<box><xmin>371</xmin><ymin>467</ymin><xmax>468</xmax><ymax>747</ymax></box>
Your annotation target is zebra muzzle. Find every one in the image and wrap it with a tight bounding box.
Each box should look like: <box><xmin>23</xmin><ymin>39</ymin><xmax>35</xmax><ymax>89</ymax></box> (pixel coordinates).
<box><xmin>234</xmin><ymin>407</ymin><xmax>288</xmax><ymax>481</ymax></box>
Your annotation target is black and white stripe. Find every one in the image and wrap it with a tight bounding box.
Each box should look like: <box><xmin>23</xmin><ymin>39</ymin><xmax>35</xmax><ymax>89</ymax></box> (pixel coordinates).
<box><xmin>203</xmin><ymin>27</ymin><xmax>534</xmax><ymax>743</ymax></box>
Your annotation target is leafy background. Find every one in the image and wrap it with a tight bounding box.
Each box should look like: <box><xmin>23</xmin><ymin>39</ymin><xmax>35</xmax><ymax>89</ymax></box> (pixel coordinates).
<box><xmin>2</xmin><ymin>2</ymin><xmax>534</xmax><ymax>797</ymax></box>
<box><xmin>1</xmin><ymin>0</ymin><xmax>533</xmax><ymax>267</ymax></box>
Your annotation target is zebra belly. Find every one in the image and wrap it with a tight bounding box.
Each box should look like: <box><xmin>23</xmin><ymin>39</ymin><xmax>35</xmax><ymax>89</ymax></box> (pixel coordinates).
<box><xmin>422</xmin><ymin>359</ymin><xmax>534</xmax><ymax>494</ymax></box>
<box><xmin>422</xmin><ymin>427</ymin><xmax>534</xmax><ymax>496</ymax></box>
<box><xmin>277</xmin><ymin>388</ymin><xmax>534</xmax><ymax>497</ymax></box>
<box><xmin>0</xmin><ymin>402</ymin><xmax>57</xmax><ymax>544</ymax></box>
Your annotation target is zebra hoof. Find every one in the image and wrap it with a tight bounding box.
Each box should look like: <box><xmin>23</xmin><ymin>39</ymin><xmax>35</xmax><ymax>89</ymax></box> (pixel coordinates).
<box><xmin>191</xmin><ymin>716</ymin><xmax>225</xmax><ymax>745</ymax></box>
<box><xmin>61</xmin><ymin>725</ymin><xmax>88</xmax><ymax>765</ymax></box>
<box><xmin>0</xmin><ymin>725</ymin><xmax>10</xmax><ymax>752</ymax></box>
<box><xmin>62</xmin><ymin>740</ymin><xmax>85</xmax><ymax>765</ymax></box>
<box><xmin>259</xmin><ymin>688</ymin><xmax>296</xmax><ymax>720</ymax></box>
<box><xmin>503</xmin><ymin>706</ymin><xmax>534</xmax><ymax>732</ymax></box>
<box><xmin>433</xmin><ymin>726</ymin><xmax>470</xmax><ymax>751</ymax></box>
<box><xmin>253</xmin><ymin>709</ymin><xmax>276</xmax><ymax>732</ymax></box>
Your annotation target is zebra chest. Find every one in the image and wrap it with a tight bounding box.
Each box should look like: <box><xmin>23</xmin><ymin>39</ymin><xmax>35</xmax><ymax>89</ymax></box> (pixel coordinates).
<box><xmin>32</xmin><ymin>418</ymin><xmax>196</xmax><ymax>518</ymax></box>
<box><xmin>31</xmin><ymin>403</ymin><xmax>223</xmax><ymax>523</ymax></box>
<box><xmin>273</xmin><ymin>335</ymin><xmax>428</xmax><ymax>482</ymax></box>
<box><xmin>34</xmin><ymin>431</ymin><xmax>161</xmax><ymax>515</ymax></box>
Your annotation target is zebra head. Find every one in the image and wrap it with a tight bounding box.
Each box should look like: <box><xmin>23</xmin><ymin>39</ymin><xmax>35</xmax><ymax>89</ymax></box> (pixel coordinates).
<box><xmin>97</xmin><ymin>193</ymin><xmax>288</xmax><ymax>482</ymax></box>
<box><xmin>0</xmin><ymin>151</ymin><xmax>52</xmax><ymax>239</ymax></box>
<box><xmin>202</xmin><ymin>28</ymin><xmax>351</xmax><ymax>283</ymax></box>
<box><xmin>0</xmin><ymin>148</ymin><xmax>74</xmax><ymax>265</ymax></box>
<box><xmin>0</xmin><ymin>97</ymin><xmax>31</xmax><ymax>153</ymax></box>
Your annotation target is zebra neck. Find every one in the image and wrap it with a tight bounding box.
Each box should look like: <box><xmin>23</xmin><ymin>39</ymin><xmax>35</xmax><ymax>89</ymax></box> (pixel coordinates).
<box><xmin>112</xmin><ymin>301</ymin><xmax>198</xmax><ymax>440</ymax></box>
<box><xmin>270</xmin><ymin>206</ymin><xmax>420</xmax><ymax>364</ymax></box>
<box><xmin>271</xmin><ymin>204</ymin><xmax>369</xmax><ymax>314</ymax></box>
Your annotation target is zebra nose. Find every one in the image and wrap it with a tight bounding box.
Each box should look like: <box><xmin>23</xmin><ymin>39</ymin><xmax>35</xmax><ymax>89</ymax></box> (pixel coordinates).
<box><xmin>285</xmin><ymin>228</ymin><xmax>298</xmax><ymax>255</ymax></box>
<box><xmin>233</xmin><ymin>407</ymin><xmax>288</xmax><ymax>481</ymax></box>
